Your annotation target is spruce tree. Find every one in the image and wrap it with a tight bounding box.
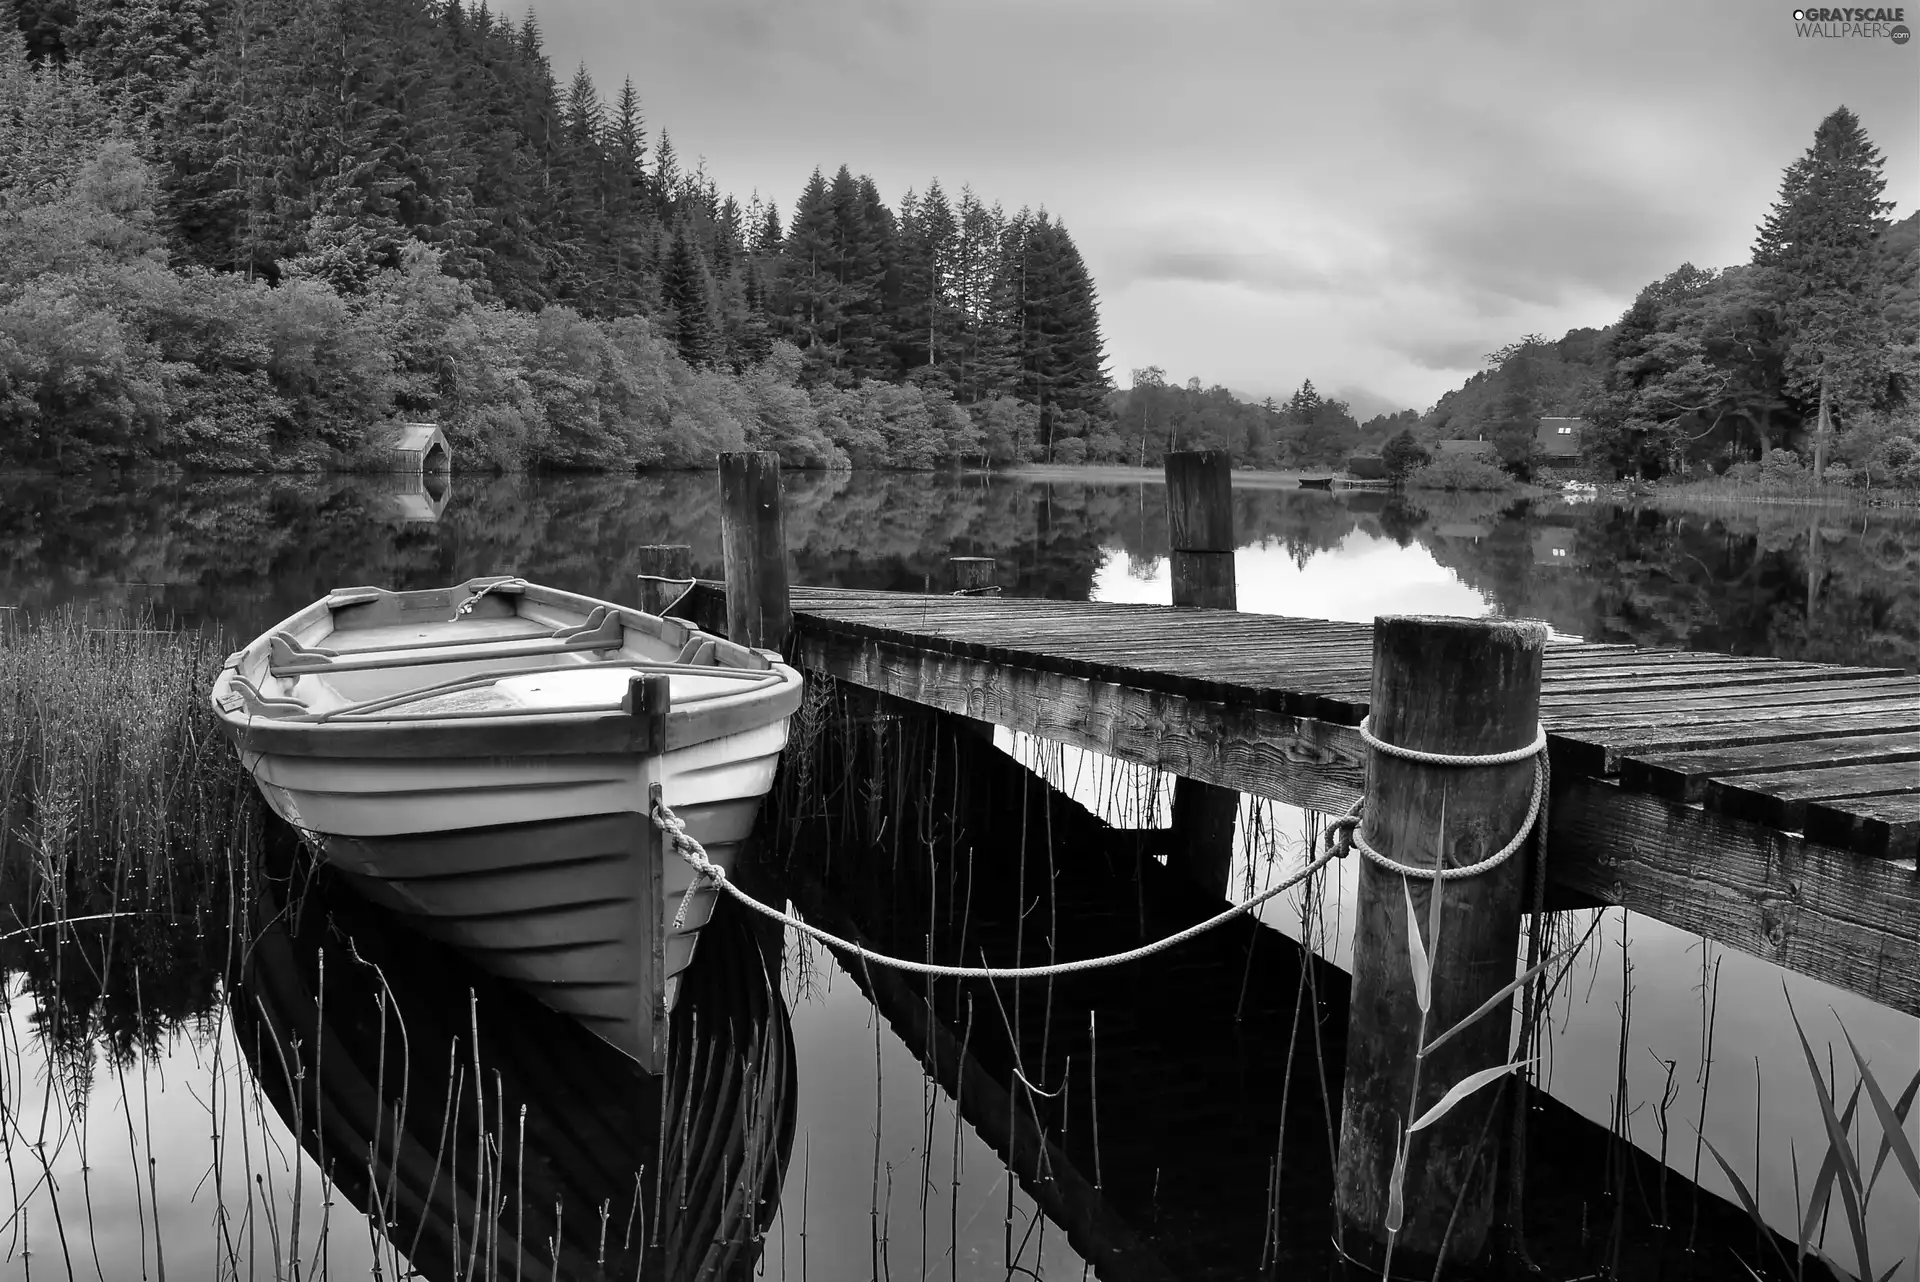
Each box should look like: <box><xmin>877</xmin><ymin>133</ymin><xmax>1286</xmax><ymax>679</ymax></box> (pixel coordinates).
<box><xmin>1754</xmin><ymin>106</ymin><xmax>1895</xmax><ymax>422</ymax></box>
<box><xmin>651</xmin><ymin>127</ymin><xmax>678</xmax><ymax>220</ymax></box>
<box><xmin>777</xmin><ymin>168</ymin><xmax>841</xmax><ymax>377</ymax></box>
<box><xmin>557</xmin><ymin>62</ymin><xmax>606</xmax><ymax>310</ymax></box>
<box><xmin>69</xmin><ymin>0</ymin><xmax>211</xmax><ymax>128</ymax></box>
<box><xmin>603</xmin><ymin>76</ymin><xmax>653</xmax><ymax>314</ymax></box>
<box><xmin>664</xmin><ymin>220</ymin><xmax>723</xmax><ymax>367</ymax></box>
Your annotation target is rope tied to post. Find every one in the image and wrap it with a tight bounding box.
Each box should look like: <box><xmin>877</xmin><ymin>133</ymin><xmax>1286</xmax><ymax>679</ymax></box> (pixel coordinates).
<box><xmin>649</xmin><ymin>797</ymin><xmax>1342</xmax><ymax>979</ymax></box>
<box><xmin>1322</xmin><ymin>716</ymin><xmax>1550</xmax><ymax>882</ymax></box>
<box><xmin>633</xmin><ymin>573</ymin><xmax>698</xmax><ymax>618</ymax></box>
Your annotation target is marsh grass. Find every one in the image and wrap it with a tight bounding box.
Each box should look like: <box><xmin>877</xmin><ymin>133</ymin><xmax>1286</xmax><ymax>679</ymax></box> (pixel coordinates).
<box><xmin>1699</xmin><ymin>993</ymin><xmax>1920</xmax><ymax>1282</ymax></box>
<box><xmin>1</xmin><ymin>606</ymin><xmax>256</xmax><ymax>910</ymax></box>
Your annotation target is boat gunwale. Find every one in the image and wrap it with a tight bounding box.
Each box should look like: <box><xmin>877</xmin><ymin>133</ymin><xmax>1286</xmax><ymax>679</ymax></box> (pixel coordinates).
<box><xmin>212</xmin><ymin>578</ymin><xmax>802</xmax><ymax>760</ymax></box>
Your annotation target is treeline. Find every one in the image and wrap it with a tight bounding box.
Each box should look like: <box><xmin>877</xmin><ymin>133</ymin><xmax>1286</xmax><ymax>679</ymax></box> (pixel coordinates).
<box><xmin>1403</xmin><ymin>107</ymin><xmax>1918</xmax><ymax>484</ymax></box>
<box><xmin>0</xmin><ymin>0</ymin><xmax>1117</xmax><ymax>470</ymax></box>
<box><xmin>1104</xmin><ymin>372</ymin><xmax>1411</xmax><ymax>469</ymax></box>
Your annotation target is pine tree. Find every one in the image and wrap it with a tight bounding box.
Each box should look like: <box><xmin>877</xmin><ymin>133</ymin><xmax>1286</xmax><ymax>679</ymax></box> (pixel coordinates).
<box><xmin>651</xmin><ymin>127</ymin><xmax>678</xmax><ymax>220</ymax></box>
<box><xmin>602</xmin><ymin>75</ymin><xmax>652</xmax><ymax>313</ymax></box>
<box><xmin>69</xmin><ymin>0</ymin><xmax>211</xmax><ymax>128</ymax></box>
<box><xmin>893</xmin><ymin>181</ymin><xmax>959</xmax><ymax>377</ymax></box>
<box><xmin>557</xmin><ymin>62</ymin><xmax>606</xmax><ymax>309</ymax></box>
<box><xmin>947</xmin><ymin>185</ymin><xmax>1013</xmax><ymax>402</ymax></box>
<box><xmin>999</xmin><ymin>212</ymin><xmax>1107</xmax><ymax>457</ymax></box>
<box><xmin>664</xmin><ymin>220</ymin><xmax>723</xmax><ymax>367</ymax></box>
<box><xmin>776</xmin><ymin>167</ymin><xmax>841</xmax><ymax>376</ymax></box>
<box><xmin>1753</xmin><ymin>106</ymin><xmax>1895</xmax><ymax>423</ymax></box>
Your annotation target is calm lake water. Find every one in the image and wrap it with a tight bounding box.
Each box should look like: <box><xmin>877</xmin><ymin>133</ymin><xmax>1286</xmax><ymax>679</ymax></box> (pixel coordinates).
<box><xmin>2</xmin><ymin>469</ymin><xmax>1916</xmax><ymax>1281</ymax></box>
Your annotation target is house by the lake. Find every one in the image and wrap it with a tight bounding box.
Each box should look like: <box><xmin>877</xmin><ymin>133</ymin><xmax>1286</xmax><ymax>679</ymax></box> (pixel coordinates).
<box><xmin>1435</xmin><ymin>438</ymin><xmax>1497</xmax><ymax>459</ymax></box>
<box><xmin>1536</xmin><ymin>417</ymin><xmax>1584</xmax><ymax>458</ymax></box>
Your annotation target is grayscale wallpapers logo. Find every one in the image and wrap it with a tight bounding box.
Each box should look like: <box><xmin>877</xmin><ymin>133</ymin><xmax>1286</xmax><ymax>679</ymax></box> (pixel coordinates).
<box><xmin>1792</xmin><ymin>6</ymin><xmax>1911</xmax><ymax>38</ymax></box>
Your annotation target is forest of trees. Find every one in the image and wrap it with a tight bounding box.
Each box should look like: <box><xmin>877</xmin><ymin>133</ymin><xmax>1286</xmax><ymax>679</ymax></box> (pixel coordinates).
<box><xmin>0</xmin><ymin>0</ymin><xmax>1132</xmax><ymax>471</ymax></box>
<box><xmin>4</xmin><ymin>2</ymin><xmax>1911</xmax><ymax>482</ymax></box>
<box><xmin>1402</xmin><ymin>107</ymin><xmax>1918</xmax><ymax>484</ymax></box>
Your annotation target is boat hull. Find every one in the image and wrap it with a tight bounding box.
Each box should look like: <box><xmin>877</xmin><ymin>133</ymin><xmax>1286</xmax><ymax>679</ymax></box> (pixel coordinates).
<box><xmin>248</xmin><ymin>722</ymin><xmax>783</xmax><ymax>1061</ymax></box>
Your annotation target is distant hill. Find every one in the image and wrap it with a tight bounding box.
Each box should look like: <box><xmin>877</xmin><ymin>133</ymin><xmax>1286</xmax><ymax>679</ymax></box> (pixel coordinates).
<box><xmin>1420</xmin><ymin>328</ymin><xmax>1611</xmax><ymax>440</ymax></box>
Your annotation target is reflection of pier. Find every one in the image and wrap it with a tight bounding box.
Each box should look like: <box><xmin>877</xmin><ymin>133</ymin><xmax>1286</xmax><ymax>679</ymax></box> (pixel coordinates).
<box><xmin>764</xmin><ymin>704</ymin><xmax>1768</xmax><ymax>1278</ymax></box>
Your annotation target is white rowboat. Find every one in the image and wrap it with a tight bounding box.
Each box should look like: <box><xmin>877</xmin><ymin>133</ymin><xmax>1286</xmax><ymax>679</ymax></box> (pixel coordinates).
<box><xmin>211</xmin><ymin>575</ymin><xmax>803</xmax><ymax>1066</ymax></box>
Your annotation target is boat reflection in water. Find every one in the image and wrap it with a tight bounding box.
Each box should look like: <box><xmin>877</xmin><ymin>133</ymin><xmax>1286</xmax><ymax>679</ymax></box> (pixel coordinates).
<box><xmin>237</xmin><ymin>830</ymin><xmax>797</xmax><ymax>1281</ymax></box>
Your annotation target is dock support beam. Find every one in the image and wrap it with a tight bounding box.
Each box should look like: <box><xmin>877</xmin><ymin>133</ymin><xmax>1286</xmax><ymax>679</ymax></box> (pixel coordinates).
<box><xmin>1334</xmin><ymin>615</ymin><xmax>1546</xmax><ymax>1272</ymax></box>
<box><xmin>718</xmin><ymin>451</ymin><xmax>791</xmax><ymax>651</ymax></box>
<box><xmin>635</xmin><ymin>543</ymin><xmax>693</xmax><ymax>617</ymax></box>
<box><xmin>1164</xmin><ymin>450</ymin><xmax>1239</xmax><ymax>898</ymax></box>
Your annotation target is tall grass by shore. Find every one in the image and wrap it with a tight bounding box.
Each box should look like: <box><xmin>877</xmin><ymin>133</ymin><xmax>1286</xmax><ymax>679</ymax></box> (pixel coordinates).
<box><xmin>0</xmin><ymin>608</ymin><xmax>257</xmax><ymax>932</ymax></box>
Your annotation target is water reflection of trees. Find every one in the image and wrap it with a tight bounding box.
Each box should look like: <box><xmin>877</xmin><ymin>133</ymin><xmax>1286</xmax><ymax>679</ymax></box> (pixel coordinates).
<box><xmin>4</xmin><ymin>473</ymin><xmax>1914</xmax><ymax>671</ymax></box>
<box><xmin>1427</xmin><ymin>501</ymin><xmax>1920</xmax><ymax>671</ymax></box>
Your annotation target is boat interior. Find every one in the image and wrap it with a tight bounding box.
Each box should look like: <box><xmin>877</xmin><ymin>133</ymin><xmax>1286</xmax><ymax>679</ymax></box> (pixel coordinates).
<box><xmin>218</xmin><ymin>577</ymin><xmax>790</xmax><ymax>722</ymax></box>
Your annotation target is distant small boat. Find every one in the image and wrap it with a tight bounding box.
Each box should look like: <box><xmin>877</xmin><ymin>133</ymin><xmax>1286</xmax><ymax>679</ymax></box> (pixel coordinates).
<box><xmin>1298</xmin><ymin>476</ymin><xmax>1335</xmax><ymax>490</ymax></box>
<box><xmin>211</xmin><ymin>576</ymin><xmax>803</xmax><ymax>1062</ymax></box>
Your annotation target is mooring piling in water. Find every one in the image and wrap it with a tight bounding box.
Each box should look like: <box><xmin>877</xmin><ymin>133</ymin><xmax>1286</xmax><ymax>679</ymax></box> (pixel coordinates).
<box><xmin>1164</xmin><ymin>450</ymin><xmax>1241</xmax><ymax>898</ymax></box>
<box><xmin>948</xmin><ymin>556</ymin><xmax>996</xmax><ymax>594</ymax></box>
<box><xmin>718</xmin><ymin>451</ymin><xmax>791</xmax><ymax>651</ymax></box>
<box><xmin>635</xmin><ymin>543</ymin><xmax>693</xmax><ymax>617</ymax></box>
<box><xmin>1333</xmin><ymin>614</ymin><xmax>1547</xmax><ymax>1271</ymax></box>
<box><xmin>625</xmin><ymin>673</ymin><xmax>672</xmax><ymax>1075</ymax></box>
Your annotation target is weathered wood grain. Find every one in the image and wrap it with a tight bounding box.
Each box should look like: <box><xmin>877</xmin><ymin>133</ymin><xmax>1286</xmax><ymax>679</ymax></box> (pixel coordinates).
<box><xmin>634</xmin><ymin>544</ymin><xmax>693</xmax><ymax>617</ymax></box>
<box><xmin>1547</xmin><ymin>711</ymin><xmax>1920</xmax><ymax>777</ymax></box>
<box><xmin>1704</xmin><ymin>760</ymin><xmax>1920</xmax><ymax>830</ymax></box>
<box><xmin>1621</xmin><ymin>731</ymin><xmax>1920</xmax><ymax>803</ymax></box>
<box><xmin>1336</xmin><ymin>616</ymin><xmax>1545</xmax><ymax>1269</ymax></box>
<box><xmin>718</xmin><ymin>451</ymin><xmax>791</xmax><ymax>651</ymax></box>
<box><xmin>793</xmin><ymin>629</ymin><xmax>1367</xmax><ymax>816</ymax></box>
<box><xmin>1804</xmin><ymin>793</ymin><xmax>1920</xmax><ymax>862</ymax></box>
<box><xmin>1549</xmin><ymin>778</ymin><xmax>1918</xmax><ymax>1016</ymax></box>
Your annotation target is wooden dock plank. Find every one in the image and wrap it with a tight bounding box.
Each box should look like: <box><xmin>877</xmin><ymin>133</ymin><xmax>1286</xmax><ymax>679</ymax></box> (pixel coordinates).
<box><xmin>1620</xmin><ymin>732</ymin><xmax>1920</xmax><ymax>804</ymax></box>
<box><xmin>1705</xmin><ymin>760</ymin><xmax>1920</xmax><ymax>831</ymax></box>
<box><xmin>1803</xmin><ymin>794</ymin><xmax>1920</xmax><ymax>862</ymax></box>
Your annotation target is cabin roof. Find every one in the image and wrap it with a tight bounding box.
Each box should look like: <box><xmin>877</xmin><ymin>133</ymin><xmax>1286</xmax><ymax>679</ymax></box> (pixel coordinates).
<box><xmin>375</xmin><ymin>422</ymin><xmax>448</xmax><ymax>454</ymax></box>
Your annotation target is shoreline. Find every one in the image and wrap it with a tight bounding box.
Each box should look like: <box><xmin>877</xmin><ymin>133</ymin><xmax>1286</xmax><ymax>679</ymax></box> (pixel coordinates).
<box><xmin>989</xmin><ymin>463</ymin><xmax>1336</xmax><ymax>489</ymax></box>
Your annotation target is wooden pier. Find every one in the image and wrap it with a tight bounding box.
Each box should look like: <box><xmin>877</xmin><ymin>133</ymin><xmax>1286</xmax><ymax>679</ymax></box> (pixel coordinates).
<box><xmin>683</xmin><ymin>582</ymin><xmax>1920</xmax><ymax>1018</ymax></box>
<box><xmin>681</xmin><ymin>450</ymin><xmax>1918</xmax><ymax>1272</ymax></box>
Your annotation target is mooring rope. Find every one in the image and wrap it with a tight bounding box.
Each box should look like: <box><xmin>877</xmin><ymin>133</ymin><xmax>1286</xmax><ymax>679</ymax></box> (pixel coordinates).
<box><xmin>1321</xmin><ymin>716</ymin><xmax>1550</xmax><ymax>881</ymax></box>
<box><xmin>649</xmin><ymin>799</ymin><xmax>1341</xmax><ymax>979</ymax></box>
<box><xmin>632</xmin><ymin>574</ymin><xmax>699</xmax><ymax>618</ymax></box>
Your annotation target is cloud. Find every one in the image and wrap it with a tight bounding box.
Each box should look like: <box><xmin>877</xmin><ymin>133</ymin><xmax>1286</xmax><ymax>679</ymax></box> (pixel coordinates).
<box><xmin>1111</xmin><ymin>247</ymin><xmax>1334</xmax><ymax>294</ymax></box>
<box><xmin>1383</xmin><ymin>335</ymin><xmax>1501</xmax><ymax>373</ymax></box>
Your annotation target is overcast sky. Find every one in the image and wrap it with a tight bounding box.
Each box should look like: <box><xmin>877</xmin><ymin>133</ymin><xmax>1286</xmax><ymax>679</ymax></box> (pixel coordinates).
<box><xmin>532</xmin><ymin>0</ymin><xmax>1920</xmax><ymax>417</ymax></box>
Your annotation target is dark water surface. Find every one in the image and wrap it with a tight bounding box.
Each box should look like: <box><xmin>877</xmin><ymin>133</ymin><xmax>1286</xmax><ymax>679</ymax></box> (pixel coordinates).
<box><xmin>3</xmin><ymin>470</ymin><xmax>1917</xmax><ymax>1281</ymax></box>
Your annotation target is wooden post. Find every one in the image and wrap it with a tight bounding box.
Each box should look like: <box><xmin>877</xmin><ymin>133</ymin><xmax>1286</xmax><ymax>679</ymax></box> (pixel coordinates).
<box><xmin>1165</xmin><ymin>450</ymin><xmax>1237</xmax><ymax>611</ymax></box>
<box><xmin>1334</xmin><ymin>615</ymin><xmax>1547</xmax><ymax>1272</ymax></box>
<box><xmin>718</xmin><ymin>451</ymin><xmax>791</xmax><ymax>651</ymax></box>
<box><xmin>948</xmin><ymin>556</ymin><xmax>996</xmax><ymax>594</ymax></box>
<box><xmin>945</xmin><ymin>556</ymin><xmax>998</xmax><ymax>743</ymax></box>
<box><xmin>1164</xmin><ymin>450</ymin><xmax>1239</xmax><ymax>897</ymax></box>
<box><xmin>635</xmin><ymin>543</ymin><xmax>693</xmax><ymax>617</ymax></box>
<box><xmin>628</xmin><ymin>675</ymin><xmax>671</xmax><ymax>1075</ymax></box>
